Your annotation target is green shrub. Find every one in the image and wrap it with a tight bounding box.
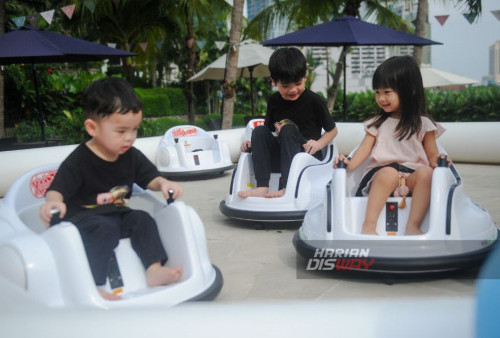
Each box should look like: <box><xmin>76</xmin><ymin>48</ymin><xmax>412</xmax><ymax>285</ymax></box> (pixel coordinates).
<box><xmin>138</xmin><ymin>117</ymin><xmax>188</xmax><ymax>137</ymax></box>
<box><xmin>332</xmin><ymin>86</ymin><xmax>500</xmax><ymax>122</ymax></box>
<box><xmin>202</xmin><ymin>113</ymin><xmax>246</xmax><ymax>128</ymax></box>
<box><xmin>135</xmin><ymin>87</ymin><xmax>187</xmax><ymax>117</ymax></box>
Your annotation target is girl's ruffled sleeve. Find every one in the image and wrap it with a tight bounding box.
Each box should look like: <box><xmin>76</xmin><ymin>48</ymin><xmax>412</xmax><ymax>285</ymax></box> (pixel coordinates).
<box><xmin>364</xmin><ymin>117</ymin><xmax>378</xmax><ymax>137</ymax></box>
<box><xmin>421</xmin><ymin>117</ymin><xmax>445</xmax><ymax>139</ymax></box>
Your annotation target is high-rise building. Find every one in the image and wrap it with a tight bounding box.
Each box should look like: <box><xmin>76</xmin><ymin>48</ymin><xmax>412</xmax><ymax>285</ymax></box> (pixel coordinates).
<box><xmin>246</xmin><ymin>0</ymin><xmax>286</xmax><ymax>39</ymax></box>
<box><xmin>246</xmin><ymin>0</ymin><xmax>273</xmax><ymax>20</ymax></box>
<box><xmin>487</xmin><ymin>41</ymin><xmax>500</xmax><ymax>85</ymax></box>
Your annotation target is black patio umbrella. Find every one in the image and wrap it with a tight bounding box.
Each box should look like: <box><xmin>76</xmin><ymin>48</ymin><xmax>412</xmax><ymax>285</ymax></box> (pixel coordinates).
<box><xmin>262</xmin><ymin>16</ymin><xmax>442</xmax><ymax>116</ymax></box>
<box><xmin>0</xmin><ymin>25</ymin><xmax>136</xmax><ymax>143</ymax></box>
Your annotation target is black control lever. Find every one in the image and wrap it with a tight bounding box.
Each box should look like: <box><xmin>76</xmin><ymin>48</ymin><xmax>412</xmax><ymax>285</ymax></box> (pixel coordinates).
<box><xmin>167</xmin><ymin>189</ymin><xmax>175</xmax><ymax>205</ymax></box>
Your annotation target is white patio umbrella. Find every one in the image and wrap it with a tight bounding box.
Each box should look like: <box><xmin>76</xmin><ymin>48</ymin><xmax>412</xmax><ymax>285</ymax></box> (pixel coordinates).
<box><xmin>188</xmin><ymin>40</ymin><xmax>275</xmax><ymax>115</ymax></box>
<box><xmin>420</xmin><ymin>64</ymin><xmax>478</xmax><ymax>89</ymax></box>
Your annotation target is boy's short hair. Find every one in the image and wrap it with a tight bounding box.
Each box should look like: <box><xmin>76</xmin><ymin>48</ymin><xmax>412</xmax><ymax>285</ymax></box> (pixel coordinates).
<box><xmin>268</xmin><ymin>47</ymin><xmax>307</xmax><ymax>84</ymax></box>
<box><xmin>83</xmin><ymin>77</ymin><xmax>142</xmax><ymax>119</ymax></box>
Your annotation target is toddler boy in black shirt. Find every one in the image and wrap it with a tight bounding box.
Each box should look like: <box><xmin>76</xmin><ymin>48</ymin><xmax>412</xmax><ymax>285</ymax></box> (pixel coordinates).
<box><xmin>40</xmin><ymin>78</ymin><xmax>182</xmax><ymax>300</ymax></box>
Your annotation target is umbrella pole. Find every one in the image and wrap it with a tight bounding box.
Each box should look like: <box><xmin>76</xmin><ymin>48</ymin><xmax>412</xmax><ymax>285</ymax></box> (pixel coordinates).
<box><xmin>249</xmin><ymin>66</ymin><xmax>255</xmax><ymax>116</ymax></box>
<box><xmin>32</xmin><ymin>64</ymin><xmax>47</xmax><ymax>145</ymax></box>
<box><xmin>343</xmin><ymin>47</ymin><xmax>347</xmax><ymax>120</ymax></box>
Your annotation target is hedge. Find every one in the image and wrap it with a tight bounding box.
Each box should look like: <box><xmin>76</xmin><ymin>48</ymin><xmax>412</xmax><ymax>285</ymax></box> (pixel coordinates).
<box><xmin>331</xmin><ymin>86</ymin><xmax>500</xmax><ymax>122</ymax></box>
<box><xmin>135</xmin><ymin>87</ymin><xmax>187</xmax><ymax>117</ymax></box>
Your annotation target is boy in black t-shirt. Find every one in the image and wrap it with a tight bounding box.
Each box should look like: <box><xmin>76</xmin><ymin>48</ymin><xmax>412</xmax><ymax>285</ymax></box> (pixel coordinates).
<box><xmin>239</xmin><ymin>47</ymin><xmax>338</xmax><ymax>198</ymax></box>
<box><xmin>40</xmin><ymin>78</ymin><xmax>183</xmax><ymax>300</ymax></box>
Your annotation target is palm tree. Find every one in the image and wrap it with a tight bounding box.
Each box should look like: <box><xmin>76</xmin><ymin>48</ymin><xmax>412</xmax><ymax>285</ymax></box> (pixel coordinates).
<box><xmin>221</xmin><ymin>0</ymin><xmax>245</xmax><ymax>130</ymax></box>
<box><xmin>161</xmin><ymin>0</ymin><xmax>231</xmax><ymax>125</ymax></box>
<box><xmin>413</xmin><ymin>0</ymin><xmax>482</xmax><ymax>65</ymax></box>
<box><xmin>0</xmin><ymin>0</ymin><xmax>5</xmax><ymax>138</ymax></box>
<box><xmin>74</xmin><ymin>0</ymin><xmax>169</xmax><ymax>81</ymax></box>
<box><xmin>244</xmin><ymin>0</ymin><xmax>406</xmax><ymax>111</ymax></box>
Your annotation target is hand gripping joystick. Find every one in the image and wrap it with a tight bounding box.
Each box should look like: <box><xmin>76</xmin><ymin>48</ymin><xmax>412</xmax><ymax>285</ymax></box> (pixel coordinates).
<box><xmin>437</xmin><ymin>155</ymin><xmax>448</xmax><ymax>168</ymax></box>
<box><xmin>167</xmin><ymin>189</ymin><xmax>175</xmax><ymax>205</ymax></box>
<box><xmin>337</xmin><ymin>159</ymin><xmax>347</xmax><ymax>169</ymax></box>
<box><xmin>50</xmin><ymin>208</ymin><xmax>62</xmax><ymax>227</ymax></box>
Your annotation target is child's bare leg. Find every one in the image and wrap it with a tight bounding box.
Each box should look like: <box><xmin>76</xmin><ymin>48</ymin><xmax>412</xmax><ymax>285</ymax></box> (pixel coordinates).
<box><xmin>405</xmin><ymin>167</ymin><xmax>433</xmax><ymax>235</ymax></box>
<box><xmin>265</xmin><ymin>188</ymin><xmax>285</xmax><ymax>198</ymax></box>
<box><xmin>98</xmin><ymin>288</ymin><xmax>121</xmax><ymax>301</ymax></box>
<box><xmin>146</xmin><ymin>262</ymin><xmax>182</xmax><ymax>287</ymax></box>
<box><xmin>362</xmin><ymin>167</ymin><xmax>399</xmax><ymax>235</ymax></box>
<box><xmin>238</xmin><ymin>187</ymin><xmax>269</xmax><ymax>198</ymax></box>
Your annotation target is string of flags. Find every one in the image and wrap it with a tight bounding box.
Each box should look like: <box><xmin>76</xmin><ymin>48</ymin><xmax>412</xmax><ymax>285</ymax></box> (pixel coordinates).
<box><xmin>11</xmin><ymin>4</ymin><xmax>77</xmax><ymax>27</ymax></box>
<box><xmin>434</xmin><ymin>9</ymin><xmax>500</xmax><ymax>26</ymax></box>
<box><xmin>10</xmin><ymin>1</ymin><xmax>228</xmax><ymax>54</ymax></box>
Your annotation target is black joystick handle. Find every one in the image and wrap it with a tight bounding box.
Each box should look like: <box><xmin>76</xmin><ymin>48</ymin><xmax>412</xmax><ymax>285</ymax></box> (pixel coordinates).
<box><xmin>50</xmin><ymin>208</ymin><xmax>62</xmax><ymax>227</ymax></box>
<box><xmin>337</xmin><ymin>159</ymin><xmax>347</xmax><ymax>169</ymax></box>
<box><xmin>437</xmin><ymin>155</ymin><xmax>448</xmax><ymax>167</ymax></box>
<box><xmin>167</xmin><ymin>189</ymin><xmax>175</xmax><ymax>205</ymax></box>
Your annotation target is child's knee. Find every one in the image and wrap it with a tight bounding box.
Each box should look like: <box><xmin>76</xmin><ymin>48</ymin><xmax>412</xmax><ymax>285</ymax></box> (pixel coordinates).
<box><xmin>251</xmin><ymin>125</ymin><xmax>270</xmax><ymax>139</ymax></box>
<box><xmin>415</xmin><ymin>166</ymin><xmax>433</xmax><ymax>181</ymax></box>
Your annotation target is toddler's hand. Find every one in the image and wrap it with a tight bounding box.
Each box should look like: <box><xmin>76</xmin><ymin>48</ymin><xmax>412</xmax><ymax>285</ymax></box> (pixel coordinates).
<box><xmin>241</xmin><ymin>140</ymin><xmax>251</xmax><ymax>152</ymax></box>
<box><xmin>274</xmin><ymin>122</ymin><xmax>282</xmax><ymax>135</ymax></box>
<box><xmin>40</xmin><ymin>201</ymin><xmax>67</xmax><ymax>227</ymax></box>
<box><xmin>334</xmin><ymin>154</ymin><xmax>349</xmax><ymax>168</ymax></box>
<box><xmin>303</xmin><ymin>139</ymin><xmax>321</xmax><ymax>155</ymax></box>
<box><xmin>160</xmin><ymin>180</ymin><xmax>183</xmax><ymax>201</ymax></box>
<box><xmin>432</xmin><ymin>153</ymin><xmax>452</xmax><ymax>168</ymax></box>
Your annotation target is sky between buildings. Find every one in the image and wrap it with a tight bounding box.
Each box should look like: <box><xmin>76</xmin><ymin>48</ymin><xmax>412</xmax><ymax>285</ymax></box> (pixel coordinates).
<box><xmin>427</xmin><ymin>0</ymin><xmax>498</xmax><ymax>82</ymax></box>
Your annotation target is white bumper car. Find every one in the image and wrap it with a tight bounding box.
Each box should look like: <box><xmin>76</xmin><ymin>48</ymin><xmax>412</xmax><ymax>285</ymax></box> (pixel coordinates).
<box><xmin>0</xmin><ymin>164</ymin><xmax>223</xmax><ymax>309</ymax></box>
<box><xmin>156</xmin><ymin>125</ymin><xmax>234</xmax><ymax>178</ymax></box>
<box><xmin>220</xmin><ymin>119</ymin><xmax>338</xmax><ymax>223</ymax></box>
<box><xmin>294</xmin><ymin>147</ymin><xmax>498</xmax><ymax>273</ymax></box>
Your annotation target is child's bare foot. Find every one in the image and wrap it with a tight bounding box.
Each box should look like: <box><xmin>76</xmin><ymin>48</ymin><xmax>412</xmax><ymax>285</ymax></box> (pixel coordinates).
<box><xmin>361</xmin><ymin>224</ymin><xmax>378</xmax><ymax>235</ymax></box>
<box><xmin>98</xmin><ymin>288</ymin><xmax>122</xmax><ymax>301</ymax></box>
<box><xmin>238</xmin><ymin>187</ymin><xmax>269</xmax><ymax>198</ymax></box>
<box><xmin>146</xmin><ymin>263</ymin><xmax>182</xmax><ymax>287</ymax></box>
<box><xmin>265</xmin><ymin>188</ymin><xmax>285</xmax><ymax>198</ymax></box>
<box><xmin>405</xmin><ymin>227</ymin><xmax>423</xmax><ymax>235</ymax></box>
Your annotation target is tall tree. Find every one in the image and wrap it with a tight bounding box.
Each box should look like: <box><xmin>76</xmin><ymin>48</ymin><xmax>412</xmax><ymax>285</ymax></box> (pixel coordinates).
<box><xmin>161</xmin><ymin>0</ymin><xmax>231</xmax><ymax>125</ymax></box>
<box><xmin>74</xmin><ymin>0</ymin><xmax>168</xmax><ymax>81</ymax></box>
<box><xmin>244</xmin><ymin>0</ymin><xmax>405</xmax><ymax>111</ymax></box>
<box><xmin>222</xmin><ymin>0</ymin><xmax>245</xmax><ymax>130</ymax></box>
<box><xmin>0</xmin><ymin>0</ymin><xmax>5</xmax><ymax>138</ymax></box>
<box><xmin>413</xmin><ymin>0</ymin><xmax>482</xmax><ymax>65</ymax></box>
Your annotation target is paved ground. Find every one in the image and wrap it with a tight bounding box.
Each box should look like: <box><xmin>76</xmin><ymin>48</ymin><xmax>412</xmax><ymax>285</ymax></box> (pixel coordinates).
<box><xmin>170</xmin><ymin>162</ymin><xmax>500</xmax><ymax>303</ymax></box>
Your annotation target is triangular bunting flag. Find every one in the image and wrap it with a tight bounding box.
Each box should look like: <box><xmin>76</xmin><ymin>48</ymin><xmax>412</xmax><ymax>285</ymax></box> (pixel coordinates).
<box><xmin>155</xmin><ymin>41</ymin><xmax>163</xmax><ymax>49</ymax></box>
<box><xmin>463</xmin><ymin>12</ymin><xmax>476</xmax><ymax>24</ymax></box>
<box><xmin>434</xmin><ymin>15</ymin><xmax>449</xmax><ymax>26</ymax></box>
<box><xmin>40</xmin><ymin>10</ymin><xmax>55</xmax><ymax>25</ymax></box>
<box><xmin>12</xmin><ymin>16</ymin><xmax>26</xmax><ymax>27</ymax></box>
<box><xmin>139</xmin><ymin>42</ymin><xmax>148</xmax><ymax>52</ymax></box>
<box><xmin>107</xmin><ymin>43</ymin><xmax>117</xmax><ymax>48</ymax></box>
<box><xmin>491</xmin><ymin>10</ymin><xmax>500</xmax><ymax>21</ymax></box>
<box><xmin>27</xmin><ymin>13</ymin><xmax>40</xmax><ymax>27</ymax></box>
<box><xmin>215</xmin><ymin>41</ymin><xmax>226</xmax><ymax>50</ymax></box>
<box><xmin>196</xmin><ymin>40</ymin><xmax>206</xmax><ymax>49</ymax></box>
<box><xmin>85</xmin><ymin>0</ymin><xmax>96</xmax><ymax>13</ymax></box>
<box><xmin>61</xmin><ymin>4</ymin><xmax>76</xmax><ymax>19</ymax></box>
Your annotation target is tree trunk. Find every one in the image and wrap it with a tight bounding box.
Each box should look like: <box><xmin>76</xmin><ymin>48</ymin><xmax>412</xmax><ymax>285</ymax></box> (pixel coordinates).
<box><xmin>413</xmin><ymin>0</ymin><xmax>428</xmax><ymax>66</ymax></box>
<box><xmin>327</xmin><ymin>46</ymin><xmax>347</xmax><ymax>112</ymax></box>
<box><xmin>221</xmin><ymin>0</ymin><xmax>244</xmax><ymax>130</ymax></box>
<box><xmin>185</xmin><ymin>7</ymin><xmax>196</xmax><ymax>125</ymax></box>
<box><xmin>0</xmin><ymin>0</ymin><xmax>5</xmax><ymax>138</ymax></box>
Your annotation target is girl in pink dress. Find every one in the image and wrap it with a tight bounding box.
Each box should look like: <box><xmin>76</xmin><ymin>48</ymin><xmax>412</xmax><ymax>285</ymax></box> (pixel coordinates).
<box><xmin>335</xmin><ymin>56</ymin><xmax>449</xmax><ymax>235</ymax></box>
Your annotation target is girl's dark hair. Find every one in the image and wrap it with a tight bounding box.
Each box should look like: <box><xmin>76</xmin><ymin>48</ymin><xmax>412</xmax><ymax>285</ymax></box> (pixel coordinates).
<box><xmin>268</xmin><ymin>47</ymin><xmax>307</xmax><ymax>84</ymax></box>
<box><xmin>369</xmin><ymin>55</ymin><xmax>429</xmax><ymax>140</ymax></box>
<box><xmin>83</xmin><ymin>77</ymin><xmax>142</xmax><ymax>119</ymax></box>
